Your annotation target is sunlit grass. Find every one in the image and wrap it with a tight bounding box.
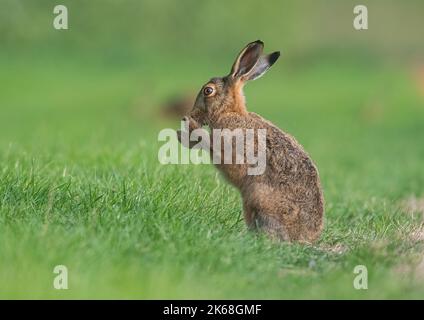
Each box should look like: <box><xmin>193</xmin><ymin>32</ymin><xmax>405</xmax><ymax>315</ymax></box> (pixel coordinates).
<box><xmin>0</xmin><ymin>53</ymin><xmax>423</xmax><ymax>299</ymax></box>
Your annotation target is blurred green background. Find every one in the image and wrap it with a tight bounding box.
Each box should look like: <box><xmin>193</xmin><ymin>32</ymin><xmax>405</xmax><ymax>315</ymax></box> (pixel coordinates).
<box><xmin>0</xmin><ymin>0</ymin><xmax>424</xmax><ymax>299</ymax></box>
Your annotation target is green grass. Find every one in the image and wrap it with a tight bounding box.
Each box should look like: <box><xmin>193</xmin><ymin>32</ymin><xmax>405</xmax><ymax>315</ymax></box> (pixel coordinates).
<box><xmin>1</xmin><ymin>53</ymin><xmax>424</xmax><ymax>299</ymax></box>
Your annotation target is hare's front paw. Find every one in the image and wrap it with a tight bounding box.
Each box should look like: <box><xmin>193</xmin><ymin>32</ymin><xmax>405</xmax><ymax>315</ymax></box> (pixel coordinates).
<box><xmin>178</xmin><ymin>116</ymin><xmax>196</xmax><ymax>146</ymax></box>
<box><xmin>177</xmin><ymin>129</ymin><xmax>201</xmax><ymax>149</ymax></box>
<box><xmin>182</xmin><ymin>116</ymin><xmax>201</xmax><ymax>132</ymax></box>
<box><xmin>177</xmin><ymin>129</ymin><xmax>187</xmax><ymax>147</ymax></box>
<box><xmin>178</xmin><ymin>116</ymin><xmax>209</xmax><ymax>150</ymax></box>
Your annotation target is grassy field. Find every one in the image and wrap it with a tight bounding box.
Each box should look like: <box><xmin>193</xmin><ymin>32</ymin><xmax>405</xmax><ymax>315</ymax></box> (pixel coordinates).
<box><xmin>1</xmin><ymin>52</ymin><xmax>423</xmax><ymax>299</ymax></box>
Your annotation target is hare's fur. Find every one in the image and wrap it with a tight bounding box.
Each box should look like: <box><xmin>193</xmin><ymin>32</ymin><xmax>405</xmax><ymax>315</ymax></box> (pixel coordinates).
<box><xmin>178</xmin><ymin>41</ymin><xmax>324</xmax><ymax>243</ymax></box>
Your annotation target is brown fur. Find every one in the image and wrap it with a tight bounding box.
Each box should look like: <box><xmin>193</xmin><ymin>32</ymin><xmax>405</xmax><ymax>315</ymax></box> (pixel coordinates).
<box><xmin>178</xmin><ymin>41</ymin><xmax>324</xmax><ymax>243</ymax></box>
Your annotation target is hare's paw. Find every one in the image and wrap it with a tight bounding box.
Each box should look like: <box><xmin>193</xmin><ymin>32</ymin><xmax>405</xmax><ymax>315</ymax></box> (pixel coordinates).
<box><xmin>176</xmin><ymin>130</ymin><xmax>189</xmax><ymax>148</ymax></box>
<box><xmin>182</xmin><ymin>116</ymin><xmax>201</xmax><ymax>132</ymax></box>
<box><xmin>177</xmin><ymin>128</ymin><xmax>196</xmax><ymax>149</ymax></box>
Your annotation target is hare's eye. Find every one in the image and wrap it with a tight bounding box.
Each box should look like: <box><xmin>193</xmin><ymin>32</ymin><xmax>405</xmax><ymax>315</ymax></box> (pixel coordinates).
<box><xmin>203</xmin><ymin>86</ymin><xmax>214</xmax><ymax>96</ymax></box>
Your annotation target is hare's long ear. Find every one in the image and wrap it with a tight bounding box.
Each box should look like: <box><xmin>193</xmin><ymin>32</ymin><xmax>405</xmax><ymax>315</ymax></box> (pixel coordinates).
<box><xmin>245</xmin><ymin>51</ymin><xmax>280</xmax><ymax>81</ymax></box>
<box><xmin>230</xmin><ymin>40</ymin><xmax>264</xmax><ymax>80</ymax></box>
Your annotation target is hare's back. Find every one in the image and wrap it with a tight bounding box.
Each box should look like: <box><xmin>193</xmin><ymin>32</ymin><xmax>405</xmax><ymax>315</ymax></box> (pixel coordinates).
<box><xmin>248</xmin><ymin>112</ymin><xmax>320</xmax><ymax>182</ymax></box>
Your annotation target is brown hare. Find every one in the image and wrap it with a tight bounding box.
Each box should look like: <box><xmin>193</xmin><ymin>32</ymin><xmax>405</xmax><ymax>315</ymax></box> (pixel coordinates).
<box><xmin>177</xmin><ymin>40</ymin><xmax>324</xmax><ymax>243</ymax></box>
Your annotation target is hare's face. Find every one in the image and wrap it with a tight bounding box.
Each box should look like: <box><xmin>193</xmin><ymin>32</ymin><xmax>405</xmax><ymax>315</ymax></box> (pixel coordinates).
<box><xmin>190</xmin><ymin>77</ymin><xmax>235</xmax><ymax>124</ymax></box>
<box><xmin>189</xmin><ymin>40</ymin><xmax>280</xmax><ymax>125</ymax></box>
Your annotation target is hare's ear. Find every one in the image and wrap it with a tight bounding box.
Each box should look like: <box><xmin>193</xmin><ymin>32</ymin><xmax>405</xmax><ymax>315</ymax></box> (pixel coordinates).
<box><xmin>245</xmin><ymin>51</ymin><xmax>280</xmax><ymax>81</ymax></box>
<box><xmin>230</xmin><ymin>40</ymin><xmax>264</xmax><ymax>80</ymax></box>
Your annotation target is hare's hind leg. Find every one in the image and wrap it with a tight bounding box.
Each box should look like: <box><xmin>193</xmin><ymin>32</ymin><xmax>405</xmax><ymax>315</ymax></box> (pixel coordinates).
<box><xmin>257</xmin><ymin>213</ymin><xmax>290</xmax><ymax>241</ymax></box>
<box><xmin>243</xmin><ymin>201</ymin><xmax>290</xmax><ymax>241</ymax></box>
<box><xmin>242</xmin><ymin>202</ymin><xmax>258</xmax><ymax>231</ymax></box>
